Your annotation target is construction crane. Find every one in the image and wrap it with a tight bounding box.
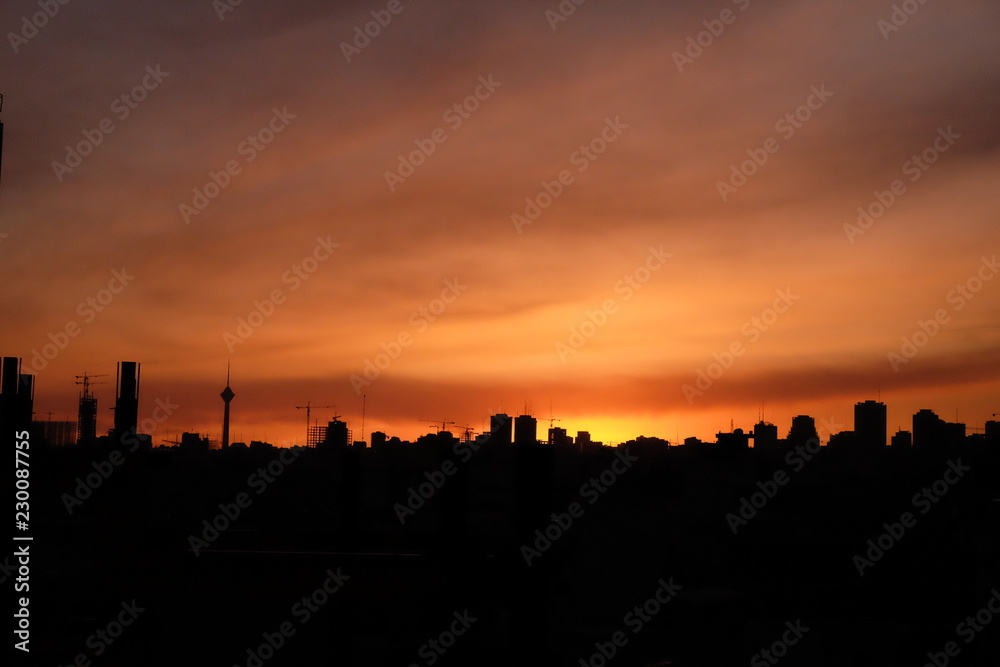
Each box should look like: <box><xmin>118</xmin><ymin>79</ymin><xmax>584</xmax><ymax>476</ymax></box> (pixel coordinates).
<box><xmin>421</xmin><ymin>419</ymin><xmax>455</xmax><ymax>433</ymax></box>
<box><xmin>75</xmin><ymin>372</ymin><xmax>108</xmax><ymax>397</ymax></box>
<box><xmin>295</xmin><ymin>402</ymin><xmax>337</xmax><ymax>428</ymax></box>
<box><xmin>296</xmin><ymin>402</ymin><xmax>338</xmax><ymax>446</ymax></box>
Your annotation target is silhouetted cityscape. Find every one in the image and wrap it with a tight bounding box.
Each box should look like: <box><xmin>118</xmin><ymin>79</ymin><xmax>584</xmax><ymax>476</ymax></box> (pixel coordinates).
<box><xmin>4</xmin><ymin>356</ymin><xmax>997</xmax><ymax>453</ymax></box>
<box><xmin>3</xmin><ymin>354</ymin><xmax>999</xmax><ymax>666</ymax></box>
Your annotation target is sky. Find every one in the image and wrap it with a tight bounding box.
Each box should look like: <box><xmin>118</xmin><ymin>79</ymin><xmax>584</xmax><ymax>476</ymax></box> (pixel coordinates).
<box><xmin>2</xmin><ymin>0</ymin><xmax>999</xmax><ymax>446</ymax></box>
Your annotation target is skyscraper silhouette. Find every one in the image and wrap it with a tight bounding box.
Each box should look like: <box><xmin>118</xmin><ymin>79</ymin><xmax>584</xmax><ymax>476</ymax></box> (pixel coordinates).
<box><xmin>913</xmin><ymin>409</ymin><xmax>946</xmax><ymax>449</ymax></box>
<box><xmin>514</xmin><ymin>414</ymin><xmax>537</xmax><ymax>446</ymax></box>
<box><xmin>489</xmin><ymin>413</ymin><xmax>512</xmax><ymax>445</ymax></box>
<box><xmin>112</xmin><ymin>361</ymin><xmax>140</xmax><ymax>442</ymax></box>
<box><xmin>854</xmin><ymin>400</ymin><xmax>887</xmax><ymax>448</ymax></box>
<box><xmin>1</xmin><ymin>356</ymin><xmax>32</xmax><ymax>432</ymax></box>
<box><xmin>751</xmin><ymin>421</ymin><xmax>778</xmax><ymax>450</ymax></box>
<box><xmin>787</xmin><ymin>414</ymin><xmax>818</xmax><ymax>449</ymax></box>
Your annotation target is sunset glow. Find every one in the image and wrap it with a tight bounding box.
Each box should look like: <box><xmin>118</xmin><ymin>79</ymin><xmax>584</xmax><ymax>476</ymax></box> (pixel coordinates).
<box><xmin>2</xmin><ymin>0</ymin><xmax>998</xmax><ymax>446</ymax></box>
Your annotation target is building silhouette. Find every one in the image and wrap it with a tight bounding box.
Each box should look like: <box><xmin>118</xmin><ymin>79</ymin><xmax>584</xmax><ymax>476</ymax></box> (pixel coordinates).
<box><xmin>76</xmin><ymin>372</ymin><xmax>102</xmax><ymax>446</ymax></box>
<box><xmin>912</xmin><ymin>409</ymin><xmax>965</xmax><ymax>450</ymax></box>
<box><xmin>891</xmin><ymin>430</ymin><xmax>912</xmax><ymax>448</ymax></box>
<box><xmin>787</xmin><ymin>414</ymin><xmax>818</xmax><ymax>448</ymax></box>
<box><xmin>987</xmin><ymin>420</ymin><xmax>1000</xmax><ymax>446</ymax></box>
<box><xmin>716</xmin><ymin>427</ymin><xmax>750</xmax><ymax>449</ymax></box>
<box><xmin>854</xmin><ymin>400</ymin><xmax>887</xmax><ymax>448</ymax></box>
<box><xmin>751</xmin><ymin>421</ymin><xmax>778</xmax><ymax>450</ymax></box>
<box><xmin>514</xmin><ymin>414</ymin><xmax>537</xmax><ymax>445</ymax></box>
<box><xmin>321</xmin><ymin>418</ymin><xmax>350</xmax><ymax>449</ymax></box>
<box><xmin>111</xmin><ymin>361</ymin><xmax>140</xmax><ymax>443</ymax></box>
<box><xmin>547</xmin><ymin>426</ymin><xmax>572</xmax><ymax>446</ymax></box>
<box><xmin>2</xmin><ymin>357</ymin><xmax>32</xmax><ymax>432</ymax></box>
<box><xmin>489</xmin><ymin>413</ymin><xmax>512</xmax><ymax>445</ymax></box>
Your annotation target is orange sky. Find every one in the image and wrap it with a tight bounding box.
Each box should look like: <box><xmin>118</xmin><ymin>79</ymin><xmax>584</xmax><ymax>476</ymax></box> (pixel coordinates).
<box><xmin>2</xmin><ymin>0</ymin><xmax>998</xmax><ymax>445</ymax></box>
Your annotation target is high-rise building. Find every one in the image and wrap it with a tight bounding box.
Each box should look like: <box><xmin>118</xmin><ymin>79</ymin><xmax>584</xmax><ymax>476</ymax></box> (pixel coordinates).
<box><xmin>891</xmin><ymin>430</ymin><xmax>912</xmax><ymax>448</ymax></box>
<box><xmin>986</xmin><ymin>421</ymin><xmax>999</xmax><ymax>446</ymax></box>
<box><xmin>548</xmin><ymin>426</ymin><xmax>572</xmax><ymax>446</ymax></box>
<box><xmin>489</xmin><ymin>413</ymin><xmax>512</xmax><ymax>445</ymax></box>
<box><xmin>76</xmin><ymin>373</ymin><xmax>99</xmax><ymax>446</ymax></box>
<box><xmin>854</xmin><ymin>400</ymin><xmax>887</xmax><ymax>448</ymax></box>
<box><xmin>321</xmin><ymin>419</ymin><xmax>350</xmax><ymax>449</ymax></box>
<box><xmin>912</xmin><ymin>409</ymin><xmax>951</xmax><ymax>449</ymax></box>
<box><xmin>16</xmin><ymin>373</ymin><xmax>33</xmax><ymax>430</ymax></box>
<box><xmin>514</xmin><ymin>414</ymin><xmax>537</xmax><ymax>446</ymax></box>
<box><xmin>2</xmin><ymin>357</ymin><xmax>32</xmax><ymax>433</ymax></box>
<box><xmin>112</xmin><ymin>361</ymin><xmax>140</xmax><ymax>443</ymax></box>
<box><xmin>787</xmin><ymin>415</ymin><xmax>819</xmax><ymax>449</ymax></box>
<box><xmin>751</xmin><ymin>421</ymin><xmax>778</xmax><ymax>449</ymax></box>
<box><xmin>220</xmin><ymin>363</ymin><xmax>235</xmax><ymax>450</ymax></box>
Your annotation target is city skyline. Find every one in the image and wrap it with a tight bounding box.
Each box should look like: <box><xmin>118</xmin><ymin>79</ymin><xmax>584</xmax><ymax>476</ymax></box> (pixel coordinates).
<box><xmin>2</xmin><ymin>1</ymin><xmax>998</xmax><ymax>452</ymax></box>
<box><xmin>6</xmin><ymin>355</ymin><xmax>996</xmax><ymax>448</ymax></box>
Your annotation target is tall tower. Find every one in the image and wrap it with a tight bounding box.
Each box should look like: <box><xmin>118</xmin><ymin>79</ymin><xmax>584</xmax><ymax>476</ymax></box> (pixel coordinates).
<box><xmin>112</xmin><ymin>361</ymin><xmax>140</xmax><ymax>442</ymax></box>
<box><xmin>220</xmin><ymin>361</ymin><xmax>234</xmax><ymax>450</ymax></box>
<box><xmin>2</xmin><ymin>357</ymin><xmax>32</xmax><ymax>432</ymax></box>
